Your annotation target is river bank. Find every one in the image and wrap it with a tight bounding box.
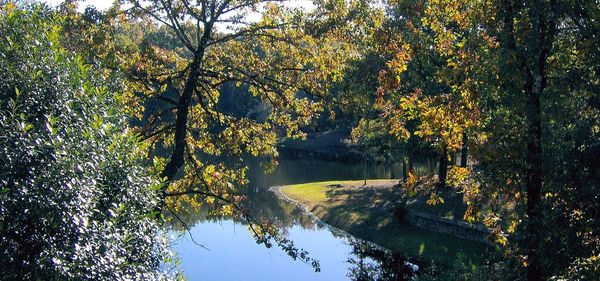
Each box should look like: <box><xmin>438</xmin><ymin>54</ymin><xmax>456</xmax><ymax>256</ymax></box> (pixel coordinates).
<box><xmin>271</xmin><ymin>180</ymin><xmax>494</xmax><ymax>269</ymax></box>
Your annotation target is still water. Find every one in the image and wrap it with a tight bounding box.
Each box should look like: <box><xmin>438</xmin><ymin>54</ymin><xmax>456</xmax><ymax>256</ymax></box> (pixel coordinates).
<box><xmin>172</xmin><ymin>159</ymin><xmax>423</xmax><ymax>281</ymax></box>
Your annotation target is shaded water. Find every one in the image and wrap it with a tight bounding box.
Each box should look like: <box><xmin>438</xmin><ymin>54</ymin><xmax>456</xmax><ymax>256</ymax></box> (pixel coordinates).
<box><xmin>172</xmin><ymin>159</ymin><xmax>429</xmax><ymax>280</ymax></box>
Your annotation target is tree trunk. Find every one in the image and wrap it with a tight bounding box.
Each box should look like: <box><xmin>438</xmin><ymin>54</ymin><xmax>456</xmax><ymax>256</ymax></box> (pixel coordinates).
<box><xmin>363</xmin><ymin>152</ymin><xmax>367</xmax><ymax>186</ymax></box>
<box><xmin>525</xmin><ymin>3</ymin><xmax>555</xmax><ymax>279</ymax></box>
<box><xmin>525</xmin><ymin>71</ymin><xmax>544</xmax><ymax>281</ymax></box>
<box><xmin>437</xmin><ymin>145</ymin><xmax>448</xmax><ymax>188</ymax></box>
<box><xmin>460</xmin><ymin>133</ymin><xmax>468</xmax><ymax>167</ymax></box>
<box><xmin>160</xmin><ymin>56</ymin><xmax>200</xmax><ymax>182</ymax></box>
<box><xmin>160</xmin><ymin>23</ymin><xmax>214</xmax><ymax>199</ymax></box>
<box><xmin>499</xmin><ymin>3</ymin><xmax>554</xmax><ymax>278</ymax></box>
<box><xmin>402</xmin><ymin>158</ymin><xmax>408</xmax><ymax>183</ymax></box>
<box><xmin>524</xmin><ymin>46</ymin><xmax>549</xmax><ymax>280</ymax></box>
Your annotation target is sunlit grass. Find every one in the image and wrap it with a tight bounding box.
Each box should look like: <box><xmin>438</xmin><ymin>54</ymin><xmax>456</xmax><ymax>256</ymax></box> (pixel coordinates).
<box><xmin>279</xmin><ymin>179</ymin><xmax>495</xmax><ymax>269</ymax></box>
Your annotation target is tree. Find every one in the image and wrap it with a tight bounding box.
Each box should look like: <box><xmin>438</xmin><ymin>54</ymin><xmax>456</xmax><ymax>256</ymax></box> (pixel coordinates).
<box><xmin>76</xmin><ymin>0</ymin><xmax>350</xmax><ymax>213</ymax></box>
<box><xmin>448</xmin><ymin>1</ymin><xmax>597</xmax><ymax>279</ymax></box>
<box><xmin>56</xmin><ymin>0</ymin><xmax>365</xmax><ymax>269</ymax></box>
<box><xmin>0</xmin><ymin>4</ymin><xmax>171</xmax><ymax>280</ymax></box>
<box><xmin>372</xmin><ymin>0</ymin><xmax>483</xmax><ymax>209</ymax></box>
<box><xmin>378</xmin><ymin>0</ymin><xmax>600</xmax><ymax>279</ymax></box>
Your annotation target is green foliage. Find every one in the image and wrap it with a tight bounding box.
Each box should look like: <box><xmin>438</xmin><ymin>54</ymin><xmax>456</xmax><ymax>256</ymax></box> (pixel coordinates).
<box><xmin>0</xmin><ymin>5</ymin><xmax>172</xmax><ymax>280</ymax></box>
<box><xmin>372</xmin><ymin>0</ymin><xmax>600</xmax><ymax>279</ymax></box>
<box><xmin>66</xmin><ymin>0</ymin><xmax>356</xmax><ymax>207</ymax></box>
<box><xmin>54</xmin><ymin>0</ymin><xmax>364</xmax><ymax>271</ymax></box>
<box><xmin>3</xmin><ymin>0</ymin><xmax>597</xmax><ymax>280</ymax></box>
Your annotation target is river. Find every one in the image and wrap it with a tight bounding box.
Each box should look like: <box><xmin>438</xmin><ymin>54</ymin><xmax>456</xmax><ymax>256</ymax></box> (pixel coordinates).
<box><xmin>171</xmin><ymin>159</ymin><xmax>433</xmax><ymax>280</ymax></box>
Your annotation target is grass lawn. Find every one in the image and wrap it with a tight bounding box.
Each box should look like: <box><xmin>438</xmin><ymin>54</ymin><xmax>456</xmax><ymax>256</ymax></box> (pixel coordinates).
<box><xmin>279</xmin><ymin>180</ymin><xmax>496</xmax><ymax>270</ymax></box>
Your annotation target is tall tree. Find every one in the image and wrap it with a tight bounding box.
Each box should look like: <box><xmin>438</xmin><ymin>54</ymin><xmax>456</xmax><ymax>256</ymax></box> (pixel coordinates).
<box><xmin>80</xmin><ymin>0</ymin><xmax>353</xmax><ymax>212</ymax></box>
<box><xmin>59</xmin><ymin>0</ymin><xmax>366</xmax><ymax>269</ymax></box>
<box><xmin>381</xmin><ymin>0</ymin><xmax>600</xmax><ymax>279</ymax></box>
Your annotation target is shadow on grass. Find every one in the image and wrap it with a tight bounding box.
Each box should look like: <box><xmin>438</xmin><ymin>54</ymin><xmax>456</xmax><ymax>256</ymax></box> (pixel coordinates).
<box><xmin>314</xmin><ymin>184</ymin><xmax>495</xmax><ymax>271</ymax></box>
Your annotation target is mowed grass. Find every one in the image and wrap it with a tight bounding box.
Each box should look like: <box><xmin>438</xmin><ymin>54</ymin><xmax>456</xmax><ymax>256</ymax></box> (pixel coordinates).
<box><xmin>280</xmin><ymin>180</ymin><xmax>495</xmax><ymax>270</ymax></box>
<box><xmin>281</xmin><ymin>180</ymin><xmax>395</xmax><ymax>206</ymax></box>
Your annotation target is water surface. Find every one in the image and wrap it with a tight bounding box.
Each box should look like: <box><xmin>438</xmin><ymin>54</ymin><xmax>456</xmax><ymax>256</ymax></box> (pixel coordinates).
<box><xmin>172</xmin><ymin>159</ymin><xmax>429</xmax><ymax>280</ymax></box>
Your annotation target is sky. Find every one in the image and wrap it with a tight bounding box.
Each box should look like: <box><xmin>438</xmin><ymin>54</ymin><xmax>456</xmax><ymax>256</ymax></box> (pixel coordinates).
<box><xmin>43</xmin><ymin>0</ymin><xmax>315</xmax><ymax>13</ymax></box>
<box><xmin>42</xmin><ymin>0</ymin><xmax>315</xmax><ymax>30</ymax></box>
<box><xmin>44</xmin><ymin>0</ymin><xmax>114</xmax><ymax>11</ymax></box>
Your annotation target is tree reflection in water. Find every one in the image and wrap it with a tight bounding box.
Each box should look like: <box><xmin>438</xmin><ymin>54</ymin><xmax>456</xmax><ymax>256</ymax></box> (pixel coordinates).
<box><xmin>347</xmin><ymin>238</ymin><xmax>419</xmax><ymax>281</ymax></box>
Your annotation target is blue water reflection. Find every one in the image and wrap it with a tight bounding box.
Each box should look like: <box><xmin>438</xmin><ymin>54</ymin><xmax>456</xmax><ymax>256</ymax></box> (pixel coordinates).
<box><xmin>173</xmin><ymin>220</ymin><xmax>360</xmax><ymax>280</ymax></box>
<box><xmin>172</xmin><ymin>159</ymin><xmax>427</xmax><ymax>280</ymax></box>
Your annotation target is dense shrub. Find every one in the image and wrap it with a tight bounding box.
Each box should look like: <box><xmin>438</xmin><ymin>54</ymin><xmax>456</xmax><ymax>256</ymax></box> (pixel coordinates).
<box><xmin>0</xmin><ymin>5</ymin><xmax>172</xmax><ymax>280</ymax></box>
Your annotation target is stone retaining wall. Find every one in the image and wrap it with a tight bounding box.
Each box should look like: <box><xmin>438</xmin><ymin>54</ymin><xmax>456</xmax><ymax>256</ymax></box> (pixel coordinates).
<box><xmin>407</xmin><ymin>211</ymin><xmax>492</xmax><ymax>244</ymax></box>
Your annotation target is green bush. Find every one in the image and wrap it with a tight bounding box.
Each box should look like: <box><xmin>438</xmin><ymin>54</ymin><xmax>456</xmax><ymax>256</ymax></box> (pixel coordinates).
<box><xmin>0</xmin><ymin>5</ymin><xmax>172</xmax><ymax>280</ymax></box>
